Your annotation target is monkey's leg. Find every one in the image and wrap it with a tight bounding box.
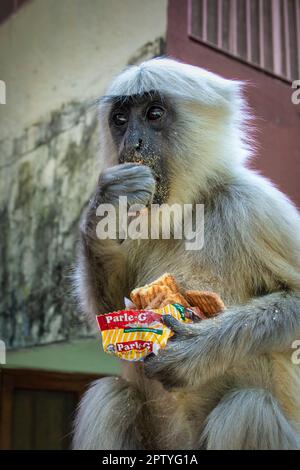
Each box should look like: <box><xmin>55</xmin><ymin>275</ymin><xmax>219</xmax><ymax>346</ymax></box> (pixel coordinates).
<box><xmin>200</xmin><ymin>388</ymin><xmax>300</xmax><ymax>450</ymax></box>
<box><xmin>73</xmin><ymin>376</ymin><xmax>145</xmax><ymax>450</ymax></box>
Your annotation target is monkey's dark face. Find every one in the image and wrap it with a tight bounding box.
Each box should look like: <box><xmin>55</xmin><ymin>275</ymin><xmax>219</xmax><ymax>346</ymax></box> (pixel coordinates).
<box><xmin>108</xmin><ymin>92</ymin><xmax>175</xmax><ymax>204</ymax></box>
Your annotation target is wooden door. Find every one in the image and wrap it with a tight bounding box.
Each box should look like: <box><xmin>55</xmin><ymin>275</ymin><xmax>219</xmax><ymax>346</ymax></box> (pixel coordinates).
<box><xmin>0</xmin><ymin>368</ymin><xmax>100</xmax><ymax>450</ymax></box>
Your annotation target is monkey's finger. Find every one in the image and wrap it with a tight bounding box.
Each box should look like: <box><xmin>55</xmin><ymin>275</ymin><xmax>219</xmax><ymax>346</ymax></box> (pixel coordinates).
<box><xmin>101</xmin><ymin>163</ymin><xmax>155</xmax><ymax>183</ymax></box>
<box><xmin>162</xmin><ymin>315</ymin><xmax>195</xmax><ymax>338</ymax></box>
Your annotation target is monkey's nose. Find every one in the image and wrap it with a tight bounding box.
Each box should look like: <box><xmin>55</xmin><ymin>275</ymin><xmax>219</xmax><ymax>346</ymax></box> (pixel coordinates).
<box><xmin>134</xmin><ymin>139</ymin><xmax>143</xmax><ymax>150</ymax></box>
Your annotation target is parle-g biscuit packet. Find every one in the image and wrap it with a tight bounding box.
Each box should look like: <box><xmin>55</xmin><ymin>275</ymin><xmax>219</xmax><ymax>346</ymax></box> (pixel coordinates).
<box><xmin>96</xmin><ymin>273</ymin><xmax>225</xmax><ymax>362</ymax></box>
<box><xmin>96</xmin><ymin>303</ymin><xmax>196</xmax><ymax>362</ymax></box>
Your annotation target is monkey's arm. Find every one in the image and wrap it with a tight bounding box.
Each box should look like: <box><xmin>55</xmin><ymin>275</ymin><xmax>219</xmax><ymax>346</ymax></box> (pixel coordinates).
<box><xmin>145</xmin><ymin>178</ymin><xmax>300</xmax><ymax>388</ymax></box>
<box><xmin>75</xmin><ymin>163</ymin><xmax>155</xmax><ymax>319</ymax></box>
<box><xmin>144</xmin><ymin>290</ymin><xmax>300</xmax><ymax>389</ymax></box>
<box><xmin>76</xmin><ymin>213</ymin><xmax>126</xmax><ymax>317</ymax></box>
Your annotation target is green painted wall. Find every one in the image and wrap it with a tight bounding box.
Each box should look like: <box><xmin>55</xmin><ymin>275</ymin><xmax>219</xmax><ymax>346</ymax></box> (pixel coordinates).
<box><xmin>3</xmin><ymin>339</ymin><xmax>122</xmax><ymax>375</ymax></box>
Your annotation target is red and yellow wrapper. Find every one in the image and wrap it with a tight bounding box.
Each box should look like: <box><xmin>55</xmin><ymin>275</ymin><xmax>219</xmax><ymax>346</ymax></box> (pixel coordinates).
<box><xmin>96</xmin><ymin>304</ymin><xmax>193</xmax><ymax>361</ymax></box>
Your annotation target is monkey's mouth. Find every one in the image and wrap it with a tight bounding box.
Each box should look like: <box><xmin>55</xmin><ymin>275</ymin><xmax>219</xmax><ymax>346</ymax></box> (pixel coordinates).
<box><xmin>152</xmin><ymin>173</ymin><xmax>170</xmax><ymax>205</ymax></box>
<box><xmin>140</xmin><ymin>165</ymin><xmax>168</xmax><ymax>205</ymax></box>
<box><xmin>120</xmin><ymin>153</ymin><xmax>169</xmax><ymax>204</ymax></box>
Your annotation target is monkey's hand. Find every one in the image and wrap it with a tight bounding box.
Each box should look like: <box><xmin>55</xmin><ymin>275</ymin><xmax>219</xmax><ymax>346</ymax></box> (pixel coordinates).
<box><xmin>143</xmin><ymin>315</ymin><xmax>226</xmax><ymax>390</ymax></box>
<box><xmin>81</xmin><ymin>163</ymin><xmax>156</xmax><ymax>237</ymax></box>
<box><xmin>144</xmin><ymin>291</ymin><xmax>300</xmax><ymax>389</ymax></box>
<box><xmin>78</xmin><ymin>163</ymin><xmax>155</xmax><ymax>315</ymax></box>
<box><xmin>94</xmin><ymin>163</ymin><xmax>156</xmax><ymax>207</ymax></box>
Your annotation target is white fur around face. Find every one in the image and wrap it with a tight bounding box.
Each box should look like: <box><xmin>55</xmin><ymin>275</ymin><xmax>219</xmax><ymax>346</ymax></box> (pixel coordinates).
<box><xmin>99</xmin><ymin>57</ymin><xmax>252</xmax><ymax>203</ymax></box>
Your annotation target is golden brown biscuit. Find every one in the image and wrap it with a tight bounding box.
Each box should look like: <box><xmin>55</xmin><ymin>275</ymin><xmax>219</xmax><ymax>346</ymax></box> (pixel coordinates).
<box><xmin>184</xmin><ymin>290</ymin><xmax>224</xmax><ymax>317</ymax></box>
<box><xmin>130</xmin><ymin>274</ymin><xmax>225</xmax><ymax>318</ymax></box>
<box><xmin>146</xmin><ymin>273</ymin><xmax>180</xmax><ymax>294</ymax></box>
<box><xmin>130</xmin><ymin>273</ymin><xmax>180</xmax><ymax>308</ymax></box>
<box><xmin>145</xmin><ymin>292</ymin><xmax>167</xmax><ymax>309</ymax></box>
<box><xmin>159</xmin><ymin>292</ymin><xmax>190</xmax><ymax>308</ymax></box>
<box><xmin>131</xmin><ymin>284</ymin><xmax>174</xmax><ymax>309</ymax></box>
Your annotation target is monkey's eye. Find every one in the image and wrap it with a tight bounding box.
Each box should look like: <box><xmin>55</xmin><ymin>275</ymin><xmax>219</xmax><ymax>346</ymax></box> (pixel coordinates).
<box><xmin>146</xmin><ymin>106</ymin><xmax>165</xmax><ymax>121</ymax></box>
<box><xmin>112</xmin><ymin>112</ymin><xmax>128</xmax><ymax>127</ymax></box>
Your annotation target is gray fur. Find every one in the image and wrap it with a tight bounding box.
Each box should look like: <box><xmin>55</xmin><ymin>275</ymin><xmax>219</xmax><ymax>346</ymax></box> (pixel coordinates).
<box><xmin>73</xmin><ymin>58</ymin><xmax>300</xmax><ymax>450</ymax></box>
<box><xmin>74</xmin><ymin>163</ymin><xmax>155</xmax><ymax>319</ymax></box>
<box><xmin>73</xmin><ymin>377</ymin><xmax>144</xmax><ymax>450</ymax></box>
<box><xmin>201</xmin><ymin>388</ymin><xmax>300</xmax><ymax>450</ymax></box>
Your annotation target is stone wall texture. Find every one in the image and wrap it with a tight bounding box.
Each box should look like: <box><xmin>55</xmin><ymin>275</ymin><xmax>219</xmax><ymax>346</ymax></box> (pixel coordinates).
<box><xmin>0</xmin><ymin>32</ymin><xmax>165</xmax><ymax>349</ymax></box>
<box><xmin>0</xmin><ymin>102</ymin><xmax>100</xmax><ymax>347</ymax></box>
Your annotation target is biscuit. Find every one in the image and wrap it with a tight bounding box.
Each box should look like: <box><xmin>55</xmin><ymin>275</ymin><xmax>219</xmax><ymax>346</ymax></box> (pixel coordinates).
<box><xmin>131</xmin><ymin>285</ymin><xmax>174</xmax><ymax>309</ymax></box>
<box><xmin>159</xmin><ymin>292</ymin><xmax>190</xmax><ymax>308</ymax></box>
<box><xmin>130</xmin><ymin>273</ymin><xmax>180</xmax><ymax>308</ymax></box>
<box><xmin>146</xmin><ymin>273</ymin><xmax>180</xmax><ymax>293</ymax></box>
<box><xmin>184</xmin><ymin>290</ymin><xmax>224</xmax><ymax>317</ymax></box>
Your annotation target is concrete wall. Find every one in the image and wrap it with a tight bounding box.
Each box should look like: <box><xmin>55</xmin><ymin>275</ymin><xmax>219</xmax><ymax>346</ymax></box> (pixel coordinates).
<box><xmin>0</xmin><ymin>0</ymin><xmax>167</xmax><ymax>140</ymax></box>
<box><xmin>0</xmin><ymin>0</ymin><xmax>167</xmax><ymax>349</ymax></box>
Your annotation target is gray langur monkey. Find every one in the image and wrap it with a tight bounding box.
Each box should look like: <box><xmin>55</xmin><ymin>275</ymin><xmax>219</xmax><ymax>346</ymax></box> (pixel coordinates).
<box><xmin>73</xmin><ymin>58</ymin><xmax>300</xmax><ymax>450</ymax></box>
